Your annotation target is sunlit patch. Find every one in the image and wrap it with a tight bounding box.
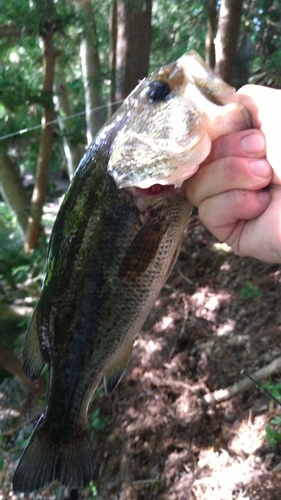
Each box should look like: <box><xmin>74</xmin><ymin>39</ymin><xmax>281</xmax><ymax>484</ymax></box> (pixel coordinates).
<box><xmin>213</xmin><ymin>242</ymin><xmax>232</xmax><ymax>253</ymax></box>
<box><xmin>9</xmin><ymin>51</ymin><xmax>20</xmax><ymax>64</ymax></box>
<box><xmin>154</xmin><ymin>315</ymin><xmax>174</xmax><ymax>332</ymax></box>
<box><xmin>229</xmin><ymin>415</ymin><xmax>267</xmax><ymax>455</ymax></box>
<box><xmin>147</xmin><ymin>340</ymin><xmax>158</xmax><ymax>353</ymax></box>
<box><xmin>205</xmin><ymin>295</ymin><xmax>221</xmax><ymax>311</ymax></box>
<box><xmin>194</xmin><ymin>444</ymin><xmax>265</xmax><ymax>498</ymax></box>
<box><xmin>136</xmin><ymin>336</ymin><xmax>164</xmax><ymax>356</ymax></box>
<box><xmin>0</xmin><ymin>408</ymin><xmax>21</xmax><ymax>421</ymax></box>
<box><xmin>220</xmin><ymin>261</ymin><xmax>230</xmax><ymax>271</ymax></box>
<box><xmin>216</xmin><ymin>320</ymin><xmax>235</xmax><ymax>336</ymax></box>
<box><xmin>191</xmin><ymin>287</ymin><xmax>232</xmax><ymax>321</ymax></box>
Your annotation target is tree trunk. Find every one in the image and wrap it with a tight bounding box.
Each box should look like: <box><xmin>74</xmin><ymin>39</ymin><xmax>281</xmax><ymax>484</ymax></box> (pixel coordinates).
<box><xmin>215</xmin><ymin>0</ymin><xmax>243</xmax><ymax>84</ymax></box>
<box><xmin>109</xmin><ymin>0</ymin><xmax>118</xmax><ymax>116</ymax></box>
<box><xmin>205</xmin><ymin>0</ymin><xmax>217</xmax><ymax>68</ymax></box>
<box><xmin>0</xmin><ymin>150</ymin><xmax>31</xmax><ymax>236</ymax></box>
<box><xmin>54</xmin><ymin>70</ymin><xmax>83</xmax><ymax>179</ymax></box>
<box><xmin>77</xmin><ymin>0</ymin><xmax>105</xmax><ymax>145</ymax></box>
<box><xmin>114</xmin><ymin>0</ymin><xmax>152</xmax><ymax>102</ymax></box>
<box><xmin>24</xmin><ymin>7</ymin><xmax>55</xmax><ymax>253</ymax></box>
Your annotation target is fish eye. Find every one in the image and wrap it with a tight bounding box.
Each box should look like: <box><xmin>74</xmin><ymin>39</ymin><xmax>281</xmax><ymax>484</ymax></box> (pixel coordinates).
<box><xmin>147</xmin><ymin>80</ymin><xmax>171</xmax><ymax>103</ymax></box>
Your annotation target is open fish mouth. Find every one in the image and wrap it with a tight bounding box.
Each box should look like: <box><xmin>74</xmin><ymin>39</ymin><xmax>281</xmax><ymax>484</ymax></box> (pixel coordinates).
<box><xmin>133</xmin><ymin>183</ymin><xmax>180</xmax><ymax>196</ymax></box>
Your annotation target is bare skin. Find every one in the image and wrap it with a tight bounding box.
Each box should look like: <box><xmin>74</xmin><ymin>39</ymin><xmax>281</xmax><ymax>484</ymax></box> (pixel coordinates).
<box><xmin>185</xmin><ymin>85</ymin><xmax>281</xmax><ymax>263</ymax></box>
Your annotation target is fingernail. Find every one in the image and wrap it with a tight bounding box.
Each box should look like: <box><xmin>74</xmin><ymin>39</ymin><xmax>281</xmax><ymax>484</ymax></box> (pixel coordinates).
<box><xmin>257</xmin><ymin>190</ymin><xmax>271</xmax><ymax>205</ymax></box>
<box><xmin>249</xmin><ymin>159</ymin><xmax>271</xmax><ymax>177</ymax></box>
<box><xmin>241</xmin><ymin>132</ymin><xmax>265</xmax><ymax>154</ymax></box>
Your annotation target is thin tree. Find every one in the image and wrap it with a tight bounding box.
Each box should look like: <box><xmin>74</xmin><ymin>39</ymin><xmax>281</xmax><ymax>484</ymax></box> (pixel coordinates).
<box><xmin>54</xmin><ymin>66</ymin><xmax>83</xmax><ymax>180</ymax></box>
<box><xmin>109</xmin><ymin>0</ymin><xmax>118</xmax><ymax>116</ymax></box>
<box><xmin>205</xmin><ymin>0</ymin><xmax>217</xmax><ymax>68</ymax></box>
<box><xmin>24</xmin><ymin>0</ymin><xmax>56</xmax><ymax>252</ymax></box>
<box><xmin>0</xmin><ymin>151</ymin><xmax>31</xmax><ymax>236</ymax></box>
<box><xmin>77</xmin><ymin>0</ymin><xmax>105</xmax><ymax>145</ymax></box>
<box><xmin>111</xmin><ymin>0</ymin><xmax>152</xmax><ymax>104</ymax></box>
<box><xmin>215</xmin><ymin>0</ymin><xmax>243</xmax><ymax>83</ymax></box>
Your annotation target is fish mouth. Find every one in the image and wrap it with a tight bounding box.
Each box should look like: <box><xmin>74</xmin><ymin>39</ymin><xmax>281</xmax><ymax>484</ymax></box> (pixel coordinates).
<box><xmin>134</xmin><ymin>183</ymin><xmax>175</xmax><ymax>196</ymax></box>
<box><xmin>127</xmin><ymin>182</ymin><xmax>187</xmax><ymax>201</ymax></box>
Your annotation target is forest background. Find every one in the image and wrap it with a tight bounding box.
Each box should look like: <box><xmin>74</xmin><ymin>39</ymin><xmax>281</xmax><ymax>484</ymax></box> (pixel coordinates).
<box><xmin>1</xmin><ymin>0</ymin><xmax>281</xmax><ymax>499</ymax></box>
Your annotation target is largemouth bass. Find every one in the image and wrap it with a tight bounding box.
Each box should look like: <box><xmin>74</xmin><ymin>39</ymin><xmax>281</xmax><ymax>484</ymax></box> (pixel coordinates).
<box><xmin>13</xmin><ymin>51</ymin><xmax>251</xmax><ymax>492</ymax></box>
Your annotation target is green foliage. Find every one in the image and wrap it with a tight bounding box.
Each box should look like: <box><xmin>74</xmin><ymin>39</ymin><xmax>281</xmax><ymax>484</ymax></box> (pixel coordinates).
<box><xmin>0</xmin><ymin>434</ymin><xmax>5</xmax><ymax>473</ymax></box>
<box><xmin>249</xmin><ymin>49</ymin><xmax>281</xmax><ymax>87</ymax></box>
<box><xmin>262</xmin><ymin>380</ymin><xmax>281</xmax><ymax>449</ymax></box>
<box><xmin>151</xmin><ymin>0</ymin><xmax>207</xmax><ymax>67</ymax></box>
<box><xmin>13</xmin><ymin>426</ymin><xmax>30</xmax><ymax>450</ymax></box>
<box><xmin>240</xmin><ymin>281</ymin><xmax>262</xmax><ymax>300</ymax></box>
<box><xmin>0</xmin><ymin>202</ymin><xmax>45</xmax><ymax>351</ymax></box>
<box><xmin>239</xmin><ymin>0</ymin><xmax>281</xmax><ymax>88</ymax></box>
<box><xmin>88</xmin><ymin>408</ymin><xmax>110</xmax><ymax>433</ymax></box>
<box><xmin>0</xmin><ymin>203</ymin><xmax>45</xmax><ymax>287</ymax></box>
<box><xmin>265</xmin><ymin>419</ymin><xmax>281</xmax><ymax>449</ymax></box>
<box><xmin>263</xmin><ymin>381</ymin><xmax>281</xmax><ymax>404</ymax></box>
<box><xmin>88</xmin><ymin>480</ymin><xmax>98</xmax><ymax>498</ymax></box>
<box><xmin>0</xmin><ymin>0</ymin><xmax>279</xmax><ymax>191</ymax></box>
<box><xmin>0</xmin><ymin>0</ymin><xmax>88</xmax><ymax>177</ymax></box>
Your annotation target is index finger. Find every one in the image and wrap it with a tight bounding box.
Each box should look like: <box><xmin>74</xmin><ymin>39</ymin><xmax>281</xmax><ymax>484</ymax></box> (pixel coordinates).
<box><xmin>238</xmin><ymin>86</ymin><xmax>281</xmax><ymax>182</ymax></box>
<box><xmin>201</xmin><ymin>129</ymin><xmax>266</xmax><ymax>165</ymax></box>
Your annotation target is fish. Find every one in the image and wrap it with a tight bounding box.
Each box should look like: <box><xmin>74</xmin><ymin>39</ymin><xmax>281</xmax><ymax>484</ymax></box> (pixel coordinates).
<box><xmin>13</xmin><ymin>51</ymin><xmax>251</xmax><ymax>493</ymax></box>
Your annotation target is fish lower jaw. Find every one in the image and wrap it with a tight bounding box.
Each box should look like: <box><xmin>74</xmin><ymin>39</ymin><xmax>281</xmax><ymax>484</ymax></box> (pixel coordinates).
<box><xmin>124</xmin><ymin>162</ymin><xmax>200</xmax><ymax>197</ymax></box>
<box><xmin>125</xmin><ymin>183</ymin><xmax>185</xmax><ymax>202</ymax></box>
<box><xmin>134</xmin><ymin>184</ymin><xmax>176</xmax><ymax>196</ymax></box>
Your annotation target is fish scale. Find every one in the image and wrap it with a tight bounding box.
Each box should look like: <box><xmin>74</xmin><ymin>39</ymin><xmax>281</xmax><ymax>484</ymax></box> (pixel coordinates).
<box><xmin>13</xmin><ymin>51</ymin><xmax>251</xmax><ymax>493</ymax></box>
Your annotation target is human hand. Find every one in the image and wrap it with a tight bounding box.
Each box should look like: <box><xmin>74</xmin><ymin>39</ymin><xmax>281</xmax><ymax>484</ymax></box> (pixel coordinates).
<box><xmin>185</xmin><ymin>85</ymin><xmax>281</xmax><ymax>263</ymax></box>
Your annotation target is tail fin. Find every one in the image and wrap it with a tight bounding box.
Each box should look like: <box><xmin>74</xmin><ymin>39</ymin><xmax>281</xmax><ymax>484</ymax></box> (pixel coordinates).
<box><xmin>13</xmin><ymin>415</ymin><xmax>94</xmax><ymax>493</ymax></box>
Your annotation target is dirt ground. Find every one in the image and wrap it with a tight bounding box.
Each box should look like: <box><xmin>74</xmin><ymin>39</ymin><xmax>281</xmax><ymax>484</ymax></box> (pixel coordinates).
<box><xmin>2</xmin><ymin>216</ymin><xmax>281</xmax><ymax>499</ymax></box>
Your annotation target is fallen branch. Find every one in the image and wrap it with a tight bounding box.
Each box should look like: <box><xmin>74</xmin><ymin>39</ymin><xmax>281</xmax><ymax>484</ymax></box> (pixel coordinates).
<box><xmin>203</xmin><ymin>356</ymin><xmax>281</xmax><ymax>404</ymax></box>
<box><xmin>0</xmin><ymin>343</ymin><xmax>46</xmax><ymax>395</ymax></box>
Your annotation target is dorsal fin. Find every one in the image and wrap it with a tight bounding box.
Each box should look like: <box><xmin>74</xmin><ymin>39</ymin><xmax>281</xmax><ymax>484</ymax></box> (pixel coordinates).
<box><xmin>118</xmin><ymin>209</ymin><xmax>168</xmax><ymax>279</ymax></box>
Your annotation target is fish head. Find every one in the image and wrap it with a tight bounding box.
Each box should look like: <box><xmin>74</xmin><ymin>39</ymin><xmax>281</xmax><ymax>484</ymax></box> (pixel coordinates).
<box><xmin>107</xmin><ymin>51</ymin><xmax>251</xmax><ymax>190</ymax></box>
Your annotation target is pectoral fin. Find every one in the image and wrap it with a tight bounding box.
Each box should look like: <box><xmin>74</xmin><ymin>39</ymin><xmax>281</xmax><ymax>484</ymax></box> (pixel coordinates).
<box><xmin>22</xmin><ymin>305</ymin><xmax>46</xmax><ymax>381</ymax></box>
<box><xmin>118</xmin><ymin>209</ymin><xmax>168</xmax><ymax>279</ymax></box>
<box><xmin>103</xmin><ymin>345</ymin><xmax>133</xmax><ymax>394</ymax></box>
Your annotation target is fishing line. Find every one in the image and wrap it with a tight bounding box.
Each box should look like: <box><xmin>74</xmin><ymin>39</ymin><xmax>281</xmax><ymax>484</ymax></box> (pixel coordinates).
<box><xmin>241</xmin><ymin>369</ymin><xmax>281</xmax><ymax>405</ymax></box>
<box><xmin>0</xmin><ymin>100</ymin><xmax>123</xmax><ymax>142</ymax></box>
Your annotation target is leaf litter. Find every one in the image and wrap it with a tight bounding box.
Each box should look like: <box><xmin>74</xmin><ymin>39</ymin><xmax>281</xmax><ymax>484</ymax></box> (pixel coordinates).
<box><xmin>1</xmin><ymin>216</ymin><xmax>281</xmax><ymax>500</ymax></box>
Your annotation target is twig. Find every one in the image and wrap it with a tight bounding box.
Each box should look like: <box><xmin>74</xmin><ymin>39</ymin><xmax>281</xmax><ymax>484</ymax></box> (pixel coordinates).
<box><xmin>2</xmin><ymin>411</ymin><xmax>42</xmax><ymax>436</ymax></box>
<box><xmin>132</xmin><ymin>478</ymin><xmax>160</xmax><ymax>486</ymax></box>
<box><xmin>202</xmin><ymin>356</ymin><xmax>281</xmax><ymax>404</ymax></box>
<box><xmin>176</xmin><ymin>264</ymin><xmax>194</xmax><ymax>285</ymax></box>
<box><xmin>242</xmin><ymin>370</ymin><xmax>281</xmax><ymax>405</ymax></box>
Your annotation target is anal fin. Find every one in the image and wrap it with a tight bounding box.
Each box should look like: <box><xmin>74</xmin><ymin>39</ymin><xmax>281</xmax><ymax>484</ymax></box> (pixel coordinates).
<box><xmin>103</xmin><ymin>345</ymin><xmax>133</xmax><ymax>395</ymax></box>
<box><xmin>23</xmin><ymin>304</ymin><xmax>46</xmax><ymax>381</ymax></box>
